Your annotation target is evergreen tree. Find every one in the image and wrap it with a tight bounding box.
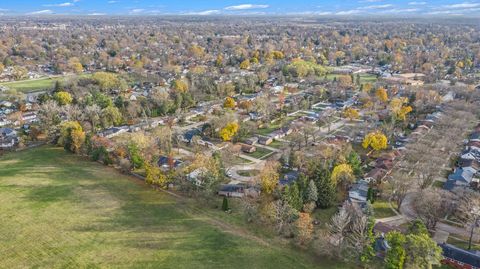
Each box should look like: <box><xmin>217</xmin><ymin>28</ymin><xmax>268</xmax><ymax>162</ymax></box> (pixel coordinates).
<box><xmin>347</xmin><ymin>151</ymin><xmax>363</xmax><ymax>177</ymax></box>
<box><xmin>222</xmin><ymin>196</ymin><xmax>229</xmax><ymax>211</ymax></box>
<box><xmin>305</xmin><ymin>179</ymin><xmax>318</xmax><ymax>203</ymax></box>
<box><xmin>284</xmin><ymin>184</ymin><xmax>303</xmax><ymax>211</ymax></box>
<box><xmin>313</xmin><ymin>166</ymin><xmax>336</xmax><ymax>208</ymax></box>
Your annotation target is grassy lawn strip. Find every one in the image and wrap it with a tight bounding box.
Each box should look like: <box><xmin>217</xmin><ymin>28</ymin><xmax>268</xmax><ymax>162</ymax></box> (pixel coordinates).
<box><xmin>237</xmin><ymin>170</ymin><xmax>260</xmax><ymax>177</ymax></box>
<box><xmin>0</xmin><ymin>146</ymin><xmax>349</xmax><ymax>269</ymax></box>
<box><xmin>0</xmin><ymin>74</ymin><xmax>92</xmax><ymax>93</ymax></box>
<box><xmin>248</xmin><ymin>147</ymin><xmax>273</xmax><ymax>159</ymax></box>
<box><xmin>372</xmin><ymin>200</ymin><xmax>397</xmax><ymax>219</ymax></box>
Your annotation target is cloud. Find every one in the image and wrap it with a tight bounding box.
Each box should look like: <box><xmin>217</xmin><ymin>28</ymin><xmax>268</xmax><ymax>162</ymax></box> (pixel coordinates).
<box><xmin>186</xmin><ymin>9</ymin><xmax>221</xmax><ymax>15</ymax></box>
<box><xmin>380</xmin><ymin>8</ymin><xmax>419</xmax><ymax>13</ymax></box>
<box><xmin>224</xmin><ymin>4</ymin><xmax>269</xmax><ymax>10</ymax></box>
<box><xmin>28</xmin><ymin>9</ymin><xmax>54</xmax><ymax>15</ymax></box>
<box><xmin>336</xmin><ymin>9</ymin><xmax>361</xmax><ymax>15</ymax></box>
<box><xmin>359</xmin><ymin>0</ymin><xmax>384</xmax><ymax>2</ymax></box>
<box><xmin>358</xmin><ymin>4</ymin><xmax>393</xmax><ymax>9</ymax></box>
<box><xmin>88</xmin><ymin>13</ymin><xmax>106</xmax><ymax>15</ymax></box>
<box><xmin>442</xmin><ymin>2</ymin><xmax>480</xmax><ymax>9</ymax></box>
<box><xmin>44</xmin><ymin>2</ymin><xmax>74</xmax><ymax>7</ymax></box>
<box><xmin>408</xmin><ymin>1</ymin><xmax>427</xmax><ymax>5</ymax></box>
<box><xmin>129</xmin><ymin>8</ymin><xmax>145</xmax><ymax>14</ymax></box>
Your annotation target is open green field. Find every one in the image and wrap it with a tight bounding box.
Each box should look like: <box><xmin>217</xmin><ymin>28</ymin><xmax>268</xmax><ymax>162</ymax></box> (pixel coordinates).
<box><xmin>0</xmin><ymin>147</ymin><xmax>349</xmax><ymax>269</ymax></box>
<box><xmin>0</xmin><ymin>74</ymin><xmax>92</xmax><ymax>93</ymax></box>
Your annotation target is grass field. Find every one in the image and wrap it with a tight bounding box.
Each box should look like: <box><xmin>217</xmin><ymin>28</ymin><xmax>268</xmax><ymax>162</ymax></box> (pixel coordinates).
<box><xmin>0</xmin><ymin>147</ymin><xmax>349</xmax><ymax>269</ymax></box>
<box><xmin>248</xmin><ymin>147</ymin><xmax>273</xmax><ymax>159</ymax></box>
<box><xmin>372</xmin><ymin>201</ymin><xmax>397</xmax><ymax>219</ymax></box>
<box><xmin>0</xmin><ymin>74</ymin><xmax>91</xmax><ymax>93</ymax></box>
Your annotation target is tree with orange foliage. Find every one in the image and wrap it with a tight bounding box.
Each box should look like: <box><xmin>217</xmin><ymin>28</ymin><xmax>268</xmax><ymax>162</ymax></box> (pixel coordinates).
<box><xmin>223</xmin><ymin>97</ymin><xmax>236</xmax><ymax>109</ymax></box>
<box><xmin>295</xmin><ymin>213</ymin><xmax>314</xmax><ymax>245</ymax></box>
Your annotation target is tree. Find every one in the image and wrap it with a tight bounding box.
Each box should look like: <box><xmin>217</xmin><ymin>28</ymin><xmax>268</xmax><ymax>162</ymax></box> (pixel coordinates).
<box><xmin>343</xmin><ymin>107</ymin><xmax>360</xmax><ymax>121</ymax></box>
<box><xmin>222</xmin><ymin>196</ymin><xmax>229</xmax><ymax>211</ymax></box>
<box><xmin>54</xmin><ymin>91</ymin><xmax>73</xmax><ymax>106</ymax></box>
<box><xmin>384</xmin><ymin>231</ymin><xmax>406</xmax><ymax>269</ymax></box>
<box><xmin>347</xmin><ymin>151</ymin><xmax>363</xmax><ymax>177</ymax></box>
<box><xmin>219</xmin><ymin>122</ymin><xmax>239</xmax><ymax>141</ymax></box>
<box><xmin>58</xmin><ymin>121</ymin><xmax>85</xmax><ymax>154</ymax></box>
<box><xmin>414</xmin><ymin>188</ymin><xmax>454</xmax><ymax>229</ymax></box>
<box><xmin>405</xmin><ymin>233</ymin><xmax>442</xmax><ymax>269</ymax></box>
<box><xmin>389</xmin><ymin>97</ymin><xmax>412</xmax><ymax>121</ymax></box>
<box><xmin>362</xmin><ymin>131</ymin><xmax>388</xmax><ymax>152</ymax></box>
<box><xmin>92</xmin><ymin>72</ymin><xmax>124</xmax><ymax>91</ymax></box>
<box><xmin>331</xmin><ymin>163</ymin><xmax>354</xmax><ymax>187</ymax></box>
<box><xmin>172</xmin><ymin>79</ymin><xmax>189</xmax><ymax>93</ymax></box>
<box><xmin>101</xmin><ymin>106</ymin><xmax>123</xmax><ymax>127</ymax></box>
<box><xmin>295</xmin><ymin>213</ymin><xmax>314</xmax><ymax>245</ymax></box>
<box><xmin>223</xmin><ymin>97</ymin><xmax>236</xmax><ymax>109</ymax></box>
<box><xmin>239</xmin><ymin>59</ymin><xmax>250</xmax><ymax>70</ymax></box>
<box><xmin>283</xmin><ymin>184</ymin><xmax>303</xmax><ymax>211</ymax></box>
<box><xmin>375</xmin><ymin>87</ymin><xmax>388</xmax><ymax>103</ymax></box>
<box><xmin>305</xmin><ymin>179</ymin><xmax>318</xmax><ymax>203</ymax></box>
<box><xmin>258</xmin><ymin>161</ymin><xmax>280</xmax><ymax>195</ymax></box>
<box><xmin>313</xmin><ymin>165</ymin><xmax>336</xmax><ymax>208</ymax></box>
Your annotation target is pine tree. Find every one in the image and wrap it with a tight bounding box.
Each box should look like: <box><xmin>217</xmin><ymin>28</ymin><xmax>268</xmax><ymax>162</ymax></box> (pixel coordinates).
<box><xmin>313</xmin><ymin>166</ymin><xmax>336</xmax><ymax>208</ymax></box>
<box><xmin>347</xmin><ymin>151</ymin><xmax>363</xmax><ymax>177</ymax></box>
<box><xmin>305</xmin><ymin>180</ymin><xmax>318</xmax><ymax>203</ymax></box>
<box><xmin>222</xmin><ymin>196</ymin><xmax>229</xmax><ymax>211</ymax></box>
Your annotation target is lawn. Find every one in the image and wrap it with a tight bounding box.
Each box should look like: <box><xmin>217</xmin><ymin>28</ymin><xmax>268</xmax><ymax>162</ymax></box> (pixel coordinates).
<box><xmin>0</xmin><ymin>146</ymin><xmax>350</xmax><ymax>269</ymax></box>
<box><xmin>237</xmin><ymin>169</ymin><xmax>260</xmax><ymax>177</ymax></box>
<box><xmin>269</xmin><ymin>140</ymin><xmax>286</xmax><ymax>149</ymax></box>
<box><xmin>248</xmin><ymin>147</ymin><xmax>273</xmax><ymax>159</ymax></box>
<box><xmin>0</xmin><ymin>74</ymin><xmax>91</xmax><ymax>93</ymax></box>
<box><xmin>372</xmin><ymin>201</ymin><xmax>397</xmax><ymax>219</ymax></box>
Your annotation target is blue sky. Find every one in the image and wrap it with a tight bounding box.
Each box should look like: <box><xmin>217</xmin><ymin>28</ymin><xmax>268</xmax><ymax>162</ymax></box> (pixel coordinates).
<box><xmin>1</xmin><ymin>0</ymin><xmax>480</xmax><ymax>16</ymax></box>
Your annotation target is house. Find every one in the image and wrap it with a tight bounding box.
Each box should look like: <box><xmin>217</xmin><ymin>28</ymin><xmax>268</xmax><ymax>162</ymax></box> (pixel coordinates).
<box><xmin>187</xmin><ymin>168</ymin><xmax>208</xmax><ymax>186</ymax></box>
<box><xmin>0</xmin><ymin>117</ymin><xmax>11</xmax><ymax>127</ymax></box>
<box><xmin>470</xmin><ymin>132</ymin><xmax>480</xmax><ymax>143</ymax></box>
<box><xmin>279</xmin><ymin>171</ymin><xmax>299</xmax><ymax>185</ymax></box>
<box><xmin>241</xmin><ymin>144</ymin><xmax>256</xmax><ymax>153</ymax></box>
<box><xmin>0</xmin><ymin>137</ymin><xmax>16</xmax><ymax>149</ymax></box>
<box><xmin>364</xmin><ymin>168</ymin><xmax>387</xmax><ymax>183</ymax></box>
<box><xmin>21</xmin><ymin>112</ymin><xmax>37</xmax><ymax>122</ymax></box>
<box><xmin>348</xmin><ymin>180</ymin><xmax>369</xmax><ymax>204</ymax></box>
<box><xmin>0</xmin><ymin>128</ymin><xmax>17</xmax><ymax>138</ymax></box>
<box><xmin>244</xmin><ymin>137</ymin><xmax>258</xmax><ymax>145</ymax></box>
<box><xmin>179</xmin><ymin>128</ymin><xmax>202</xmax><ymax>143</ymax></box>
<box><xmin>440</xmin><ymin>243</ymin><xmax>480</xmax><ymax>269</ymax></box>
<box><xmin>445</xmin><ymin>168</ymin><xmax>476</xmax><ymax>190</ymax></box>
<box><xmin>218</xmin><ymin>184</ymin><xmax>245</xmax><ymax>198</ymax></box>
<box><xmin>258</xmin><ymin>135</ymin><xmax>273</xmax><ymax>145</ymax></box>
<box><xmin>158</xmin><ymin>156</ymin><xmax>183</xmax><ymax>170</ymax></box>
<box><xmin>97</xmin><ymin>126</ymin><xmax>128</xmax><ymax>138</ymax></box>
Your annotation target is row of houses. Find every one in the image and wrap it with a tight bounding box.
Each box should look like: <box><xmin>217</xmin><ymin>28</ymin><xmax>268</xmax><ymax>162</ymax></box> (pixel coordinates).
<box><xmin>445</xmin><ymin>123</ymin><xmax>480</xmax><ymax>191</ymax></box>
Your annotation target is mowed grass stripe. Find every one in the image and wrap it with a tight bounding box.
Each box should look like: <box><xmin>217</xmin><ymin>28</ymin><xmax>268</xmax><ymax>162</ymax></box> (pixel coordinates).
<box><xmin>0</xmin><ymin>147</ymin><xmax>347</xmax><ymax>269</ymax></box>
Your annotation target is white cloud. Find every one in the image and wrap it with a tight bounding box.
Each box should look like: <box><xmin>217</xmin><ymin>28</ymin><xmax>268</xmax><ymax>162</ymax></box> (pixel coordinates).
<box><xmin>224</xmin><ymin>4</ymin><xmax>269</xmax><ymax>10</ymax></box>
<box><xmin>358</xmin><ymin>4</ymin><xmax>393</xmax><ymax>9</ymax></box>
<box><xmin>442</xmin><ymin>2</ymin><xmax>480</xmax><ymax>9</ymax></box>
<box><xmin>129</xmin><ymin>9</ymin><xmax>145</xmax><ymax>14</ymax></box>
<box><xmin>188</xmin><ymin>9</ymin><xmax>221</xmax><ymax>15</ymax></box>
<box><xmin>408</xmin><ymin>1</ymin><xmax>427</xmax><ymax>5</ymax></box>
<box><xmin>336</xmin><ymin>9</ymin><xmax>361</xmax><ymax>15</ymax></box>
<box><xmin>380</xmin><ymin>8</ymin><xmax>419</xmax><ymax>13</ymax></box>
<box><xmin>44</xmin><ymin>2</ymin><xmax>74</xmax><ymax>7</ymax></box>
<box><xmin>28</xmin><ymin>9</ymin><xmax>54</xmax><ymax>15</ymax></box>
<box><xmin>359</xmin><ymin>0</ymin><xmax>384</xmax><ymax>2</ymax></box>
<box><xmin>88</xmin><ymin>13</ymin><xmax>106</xmax><ymax>15</ymax></box>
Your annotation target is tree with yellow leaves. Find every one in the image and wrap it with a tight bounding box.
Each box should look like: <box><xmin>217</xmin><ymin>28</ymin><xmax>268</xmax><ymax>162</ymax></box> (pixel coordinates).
<box><xmin>259</xmin><ymin>161</ymin><xmax>280</xmax><ymax>194</ymax></box>
<box><xmin>331</xmin><ymin>163</ymin><xmax>354</xmax><ymax>187</ymax></box>
<box><xmin>215</xmin><ymin>54</ymin><xmax>224</xmax><ymax>67</ymax></box>
<box><xmin>223</xmin><ymin>97</ymin><xmax>236</xmax><ymax>109</ymax></box>
<box><xmin>343</xmin><ymin>107</ymin><xmax>360</xmax><ymax>121</ymax></box>
<box><xmin>58</xmin><ymin>121</ymin><xmax>85</xmax><ymax>153</ymax></box>
<box><xmin>219</xmin><ymin>122</ymin><xmax>239</xmax><ymax>141</ymax></box>
<box><xmin>239</xmin><ymin>59</ymin><xmax>250</xmax><ymax>70</ymax></box>
<box><xmin>54</xmin><ymin>91</ymin><xmax>73</xmax><ymax>106</ymax></box>
<box><xmin>362</xmin><ymin>131</ymin><xmax>388</xmax><ymax>152</ymax></box>
<box><xmin>389</xmin><ymin>97</ymin><xmax>413</xmax><ymax>121</ymax></box>
<box><xmin>172</xmin><ymin>79</ymin><xmax>188</xmax><ymax>93</ymax></box>
<box><xmin>295</xmin><ymin>213</ymin><xmax>314</xmax><ymax>245</ymax></box>
<box><xmin>145</xmin><ymin>162</ymin><xmax>169</xmax><ymax>188</ymax></box>
<box><xmin>375</xmin><ymin>87</ymin><xmax>388</xmax><ymax>103</ymax></box>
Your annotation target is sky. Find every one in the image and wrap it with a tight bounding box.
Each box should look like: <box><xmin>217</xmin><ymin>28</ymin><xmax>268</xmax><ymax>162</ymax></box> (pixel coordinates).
<box><xmin>1</xmin><ymin>0</ymin><xmax>480</xmax><ymax>17</ymax></box>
